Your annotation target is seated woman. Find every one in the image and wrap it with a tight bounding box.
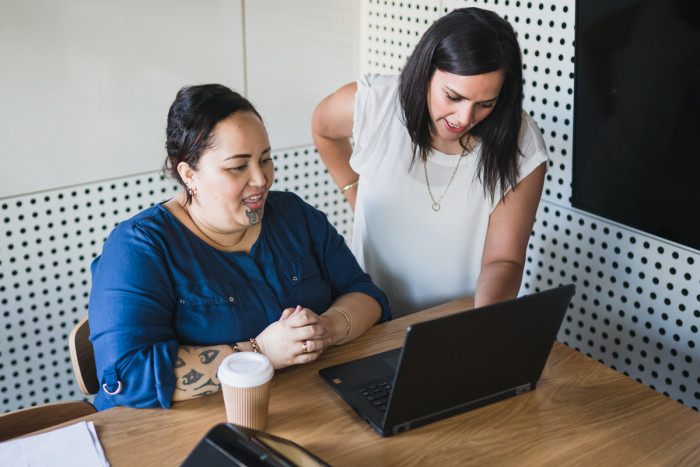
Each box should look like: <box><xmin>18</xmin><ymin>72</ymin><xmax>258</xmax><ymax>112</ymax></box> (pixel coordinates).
<box><xmin>88</xmin><ymin>84</ymin><xmax>390</xmax><ymax>410</ymax></box>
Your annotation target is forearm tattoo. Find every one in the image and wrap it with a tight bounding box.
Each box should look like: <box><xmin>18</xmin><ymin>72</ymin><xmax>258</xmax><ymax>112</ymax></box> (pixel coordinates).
<box><xmin>198</xmin><ymin>349</ymin><xmax>219</xmax><ymax>364</ymax></box>
<box><xmin>193</xmin><ymin>378</ymin><xmax>221</xmax><ymax>397</ymax></box>
<box><xmin>174</xmin><ymin>346</ymin><xmax>224</xmax><ymax>397</ymax></box>
<box><xmin>181</xmin><ymin>369</ymin><xmax>203</xmax><ymax>385</ymax></box>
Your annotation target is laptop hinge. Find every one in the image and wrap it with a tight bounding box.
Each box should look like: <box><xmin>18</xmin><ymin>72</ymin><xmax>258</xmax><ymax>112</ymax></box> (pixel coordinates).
<box><xmin>390</xmin><ymin>384</ymin><xmax>533</xmax><ymax>435</ymax></box>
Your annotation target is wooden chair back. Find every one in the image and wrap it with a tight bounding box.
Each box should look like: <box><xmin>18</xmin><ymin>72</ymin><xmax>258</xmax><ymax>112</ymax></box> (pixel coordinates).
<box><xmin>69</xmin><ymin>316</ymin><xmax>99</xmax><ymax>395</ymax></box>
<box><xmin>0</xmin><ymin>400</ymin><xmax>96</xmax><ymax>442</ymax></box>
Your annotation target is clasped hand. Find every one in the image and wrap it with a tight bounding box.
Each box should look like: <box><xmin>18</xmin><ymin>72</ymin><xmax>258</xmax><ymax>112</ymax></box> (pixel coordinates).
<box><xmin>255</xmin><ymin>305</ymin><xmax>332</xmax><ymax>369</ymax></box>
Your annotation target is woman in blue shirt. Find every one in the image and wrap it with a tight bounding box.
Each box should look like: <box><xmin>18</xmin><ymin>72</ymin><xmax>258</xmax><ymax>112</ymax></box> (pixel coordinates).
<box><xmin>88</xmin><ymin>84</ymin><xmax>390</xmax><ymax>410</ymax></box>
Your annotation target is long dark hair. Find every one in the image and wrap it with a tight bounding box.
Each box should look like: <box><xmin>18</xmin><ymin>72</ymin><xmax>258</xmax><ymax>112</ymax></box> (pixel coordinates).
<box><xmin>163</xmin><ymin>84</ymin><xmax>263</xmax><ymax>204</ymax></box>
<box><xmin>398</xmin><ymin>7</ymin><xmax>524</xmax><ymax>202</ymax></box>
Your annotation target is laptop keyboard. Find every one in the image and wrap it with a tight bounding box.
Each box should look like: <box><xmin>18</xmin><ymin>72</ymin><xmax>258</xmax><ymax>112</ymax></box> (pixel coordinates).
<box><xmin>359</xmin><ymin>381</ymin><xmax>393</xmax><ymax>413</ymax></box>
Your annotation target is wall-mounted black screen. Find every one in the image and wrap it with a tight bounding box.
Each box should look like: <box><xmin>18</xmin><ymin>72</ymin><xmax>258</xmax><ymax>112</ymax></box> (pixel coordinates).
<box><xmin>573</xmin><ymin>0</ymin><xmax>700</xmax><ymax>251</ymax></box>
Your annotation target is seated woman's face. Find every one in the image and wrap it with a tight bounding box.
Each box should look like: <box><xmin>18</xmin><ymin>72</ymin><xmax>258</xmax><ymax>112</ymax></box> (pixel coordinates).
<box><xmin>191</xmin><ymin>111</ymin><xmax>274</xmax><ymax>231</ymax></box>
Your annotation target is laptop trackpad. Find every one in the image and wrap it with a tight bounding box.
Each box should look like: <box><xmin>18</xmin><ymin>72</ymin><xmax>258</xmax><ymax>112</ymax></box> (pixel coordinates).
<box><xmin>320</xmin><ymin>348</ymin><xmax>401</xmax><ymax>386</ymax></box>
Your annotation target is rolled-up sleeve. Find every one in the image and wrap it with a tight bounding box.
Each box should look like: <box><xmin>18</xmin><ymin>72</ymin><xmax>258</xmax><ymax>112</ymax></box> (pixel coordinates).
<box><xmin>89</xmin><ymin>221</ymin><xmax>179</xmax><ymax>410</ymax></box>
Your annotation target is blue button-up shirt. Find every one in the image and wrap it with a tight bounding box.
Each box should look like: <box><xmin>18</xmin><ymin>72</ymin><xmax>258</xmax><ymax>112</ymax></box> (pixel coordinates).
<box><xmin>89</xmin><ymin>191</ymin><xmax>390</xmax><ymax>410</ymax></box>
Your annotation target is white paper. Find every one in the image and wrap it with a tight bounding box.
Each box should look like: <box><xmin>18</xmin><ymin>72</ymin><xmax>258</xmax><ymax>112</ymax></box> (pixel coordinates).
<box><xmin>0</xmin><ymin>421</ymin><xmax>110</xmax><ymax>467</ymax></box>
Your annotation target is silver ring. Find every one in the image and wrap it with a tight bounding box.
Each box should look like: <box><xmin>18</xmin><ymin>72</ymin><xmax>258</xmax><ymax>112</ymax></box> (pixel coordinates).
<box><xmin>302</xmin><ymin>340</ymin><xmax>309</xmax><ymax>354</ymax></box>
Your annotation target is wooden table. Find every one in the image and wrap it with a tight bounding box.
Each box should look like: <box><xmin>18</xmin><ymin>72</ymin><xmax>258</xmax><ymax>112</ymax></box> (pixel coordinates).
<box><xmin>46</xmin><ymin>297</ymin><xmax>700</xmax><ymax>465</ymax></box>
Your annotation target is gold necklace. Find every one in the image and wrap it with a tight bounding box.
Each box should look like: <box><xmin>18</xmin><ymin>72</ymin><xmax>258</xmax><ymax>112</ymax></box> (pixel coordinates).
<box><xmin>183</xmin><ymin>200</ymin><xmax>248</xmax><ymax>250</ymax></box>
<box><xmin>423</xmin><ymin>152</ymin><xmax>466</xmax><ymax>212</ymax></box>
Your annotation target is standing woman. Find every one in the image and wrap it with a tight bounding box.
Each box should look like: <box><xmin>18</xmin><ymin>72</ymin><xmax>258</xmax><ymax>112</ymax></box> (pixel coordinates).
<box><xmin>312</xmin><ymin>7</ymin><xmax>548</xmax><ymax>317</ymax></box>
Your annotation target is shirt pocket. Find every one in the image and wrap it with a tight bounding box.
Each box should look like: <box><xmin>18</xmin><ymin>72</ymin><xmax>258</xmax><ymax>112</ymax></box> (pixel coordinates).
<box><xmin>281</xmin><ymin>256</ymin><xmax>331</xmax><ymax>310</ymax></box>
<box><xmin>176</xmin><ymin>282</ymin><xmax>238</xmax><ymax>307</ymax></box>
<box><xmin>282</xmin><ymin>256</ymin><xmax>322</xmax><ymax>286</ymax></box>
<box><xmin>174</xmin><ymin>282</ymin><xmax>241</xmax><ymax>344</ymax></box>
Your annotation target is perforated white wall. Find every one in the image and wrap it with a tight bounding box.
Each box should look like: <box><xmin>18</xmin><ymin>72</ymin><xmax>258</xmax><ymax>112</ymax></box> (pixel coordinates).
<box><xmin>361</xmin><ymin>0</ymin><xmax>698</xmax><ymax>411</ymax></box>
<box><xmin>0</xmin><ymin>176</ymin><xmax>177</xmax><ymax>410</ymax></box>
<box><xmin>1</xmin><ymin>0</ymin><xmax>698</xmax><ymax>415</ymax></box>
<box><xmin>0</xmin><ymin>148</ymin><xmax>347</xmax><ymax>413</ymax></box>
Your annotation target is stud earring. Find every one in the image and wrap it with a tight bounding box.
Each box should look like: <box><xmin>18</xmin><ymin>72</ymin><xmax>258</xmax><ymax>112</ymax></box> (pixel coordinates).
<box><xmin>186</xmin><ymin>184</ymin><xmax>198</xmax><ymax>196</ymax></box>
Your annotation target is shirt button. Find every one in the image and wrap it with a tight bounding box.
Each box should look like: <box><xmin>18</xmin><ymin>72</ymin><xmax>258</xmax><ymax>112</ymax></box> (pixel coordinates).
<box><xmin>179</xmin><ymin>299</ymin><xmax>185</xmax><ymax>304</ymax></box>
<box><xmin>228</xmin><ymin>296</ymin><xmax>235</xmax><ymax>303</ymax></box>
<box><xmin>292</xmin><ymin>276</ymin><xmax>298</xmax><ymax>282</ymax></box>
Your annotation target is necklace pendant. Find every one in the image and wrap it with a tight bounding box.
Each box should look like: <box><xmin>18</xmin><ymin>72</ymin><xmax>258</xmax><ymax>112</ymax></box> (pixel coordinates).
<box><xmin>423</xmin><ymin>150</ymin><xmax>466</xmax><ymax>214</ymax></box>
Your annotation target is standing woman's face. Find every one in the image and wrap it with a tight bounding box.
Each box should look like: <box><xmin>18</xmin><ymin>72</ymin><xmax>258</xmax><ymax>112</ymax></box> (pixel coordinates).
<box><xmin>184</xmin><ymin>111</ymin><xmax>274</xmax><ymax>233</ymax></box>
<box><xmin>426</xmin><ymin>68</ymin><xmax>505</xmax><ymax>154</ymax></box>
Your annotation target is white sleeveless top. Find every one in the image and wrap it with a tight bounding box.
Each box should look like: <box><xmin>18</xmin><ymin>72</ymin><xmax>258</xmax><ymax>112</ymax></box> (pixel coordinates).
<box><xmin>350</xmin><ymin>74</ymin><xmax>549</xmax><ymax>317</ymax></box>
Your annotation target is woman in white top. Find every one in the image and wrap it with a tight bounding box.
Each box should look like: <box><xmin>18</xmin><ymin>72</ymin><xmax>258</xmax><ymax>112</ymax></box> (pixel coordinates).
<box><xmin>312</xmin><ymin>7</ymin><xmax>548</xmax><ymax>317</ymax></box>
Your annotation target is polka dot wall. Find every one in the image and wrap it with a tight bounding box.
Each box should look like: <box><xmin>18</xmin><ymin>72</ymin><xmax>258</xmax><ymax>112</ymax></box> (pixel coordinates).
<box><xmin>1</xmin><ymin>175</ymin><xmax>181</xmax><ymax>412</ymax></box>
<box><xmin>0</xmin><ymin>149</ymin><xmax>349</xmax><ymax>413</ymax></box>
<box><xmin>363</xmin><ymin>0</ymin><xmax>698</xmax><ymax>410</ymax></box>
<box><xmin>1</xmin><ymin>0</ymin><xmax>697</xmax><ymax>415</ymax></box>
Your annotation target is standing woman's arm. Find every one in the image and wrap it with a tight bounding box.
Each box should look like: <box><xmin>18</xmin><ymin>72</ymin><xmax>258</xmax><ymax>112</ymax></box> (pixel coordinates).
<box><xmin>312</xmin><ymin>82</ymin><xmax>360</xmax><ymax>210</ymax></box>
<box><xmin>475</xmin><ymin>163</ymin><xmax>546</xmax><ymax>308</ymax></box>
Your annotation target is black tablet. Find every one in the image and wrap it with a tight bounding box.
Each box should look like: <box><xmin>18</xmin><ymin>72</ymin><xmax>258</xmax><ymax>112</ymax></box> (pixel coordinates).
<box><xmin>180</xmin><ymin>423</ymin><xmax>330</xmax><ymax>467</ymax></box>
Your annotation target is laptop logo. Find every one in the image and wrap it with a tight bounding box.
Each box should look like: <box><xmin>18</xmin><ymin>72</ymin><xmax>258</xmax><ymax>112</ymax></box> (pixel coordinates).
<box><xmin>332</xmin><ymin>378</ymin><xmax>342</xmax><ymax>384</ymax></box>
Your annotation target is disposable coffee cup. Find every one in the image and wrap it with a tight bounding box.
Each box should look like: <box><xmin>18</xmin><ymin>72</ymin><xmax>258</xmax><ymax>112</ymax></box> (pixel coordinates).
<box><xmin>217</xmin><ymin>352</ymin><xmax>274</xmax><ymax>430</ymax></box>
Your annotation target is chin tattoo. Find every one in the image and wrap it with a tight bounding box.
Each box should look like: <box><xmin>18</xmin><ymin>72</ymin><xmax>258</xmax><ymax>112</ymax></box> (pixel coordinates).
<box><xmin>246</xmin><ymin>208</ymin><xmax>263</xmax><ymax>225</ymax></box>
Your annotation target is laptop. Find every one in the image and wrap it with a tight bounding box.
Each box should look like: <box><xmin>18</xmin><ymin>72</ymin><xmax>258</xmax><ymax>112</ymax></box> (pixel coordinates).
<box><xmin>319</xmin><ymin>284</ymin><xmax>576</xmax><ymax>437</ymax></box>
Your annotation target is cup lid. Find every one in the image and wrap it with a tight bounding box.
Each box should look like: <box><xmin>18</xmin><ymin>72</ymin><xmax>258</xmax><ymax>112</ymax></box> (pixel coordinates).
<box><xmin>217</xmin><ymin>352</ymin><xmax>274</xmax><ymax>388</ymax></box>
